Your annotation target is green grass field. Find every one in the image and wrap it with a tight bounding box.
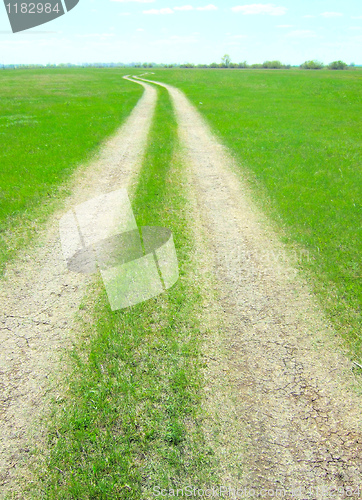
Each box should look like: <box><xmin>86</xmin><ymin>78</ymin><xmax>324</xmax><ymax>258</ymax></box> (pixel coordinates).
<box><xmin>2</xmin><ymin>67</ymin><xmax>362</xmax><ymax>496</ymax></box>
<box><xmin>0</xmin><ymin>68</ymin><xmax>142</xmax><ymax>273</ymax></box>
<box><xmin>149</xmin><ymin>68</ymin><xmax>362</xmax><ymax>358</ymax></box>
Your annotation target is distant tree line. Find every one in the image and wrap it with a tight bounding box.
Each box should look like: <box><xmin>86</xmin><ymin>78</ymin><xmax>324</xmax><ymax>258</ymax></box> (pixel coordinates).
<box><xmin>299</xmin><ymin>60</ymin><xmax>350</xmax><ymax>70</ymax></box>
<box><xmin>179</xmin><ymin>60</ymin><xmax>291</xmax><ymax>69</ymax></box>
<box><xmin>0</xmin><ymin>58</ymin><xmax>357</xmax><ymax>71</ymax></box>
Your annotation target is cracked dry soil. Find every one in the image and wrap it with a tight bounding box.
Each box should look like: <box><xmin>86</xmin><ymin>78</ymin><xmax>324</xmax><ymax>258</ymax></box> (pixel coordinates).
<box><xmin>136</xmin><ymin>77</ymin><xmax>362</xmax><ymax>498</ymax></box>
<box><xmin>0</xmin><ymin>79</ymin><xmax>156</xmax><ymax>496</ymax></box>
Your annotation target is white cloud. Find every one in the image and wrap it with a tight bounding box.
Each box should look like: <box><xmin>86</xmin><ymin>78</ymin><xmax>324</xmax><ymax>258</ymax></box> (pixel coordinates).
<box><xmin>152</xmin><ymin>34</ymin><xmax>199</xmax><ymax>45</ymax></box>
<box><xmin>321</xmin><ymin>12</ymin><xmax>343</xmax><ymax>18</ymax></box>
<box><xmin>286</xmin><ymin>29</ymin><xmax>317</xmax><ymax>38</ymax></box>
<box><xmin>196</xmin><ymin>4</ymin><xmax>218</xmax><ymax>10</ymax></box>
<box><xmin>142</xmin><ymin>4</ymin><xmax>218</xmax><ymax>14</ymax></box>
<box><xmin>276</xmin><ymin>24</ymin><xmax>293</xmax><ymax>28</ymax></box>
<box><xmin>169</xmin><ymin>35</ymin><xmax>198</xmax><ymax>42</ymax></box>
<box><xmin>174</xmin><ymin>5</ymin><xmax>194</xmax><ymax>10</ymax></box>
<box><xmin>111</xmin><ymin>0</ymin><xmax>154</xmax><ymax>3</ymax></box>
<box><xmin>351</xmin><ymin>16</ymin><xmax>362</xmax><ymax>19</ymax></box>
<box><xmin>229</xmin><ymin>34</ymin><xmax>248</xmax><ymax>38</ymax></box>
<box><xmin>143</xmin><ymin>7</ymin><xmax>174</xmax><ymax>14</ymax></box>
<box><xmin>76</xmin><ymin>33</ymin><xmax>116</xmax><ymax>38</ymax></box>
<box><xmin>303</xmin><ymin>15</ymin><xmax>315</xmax><ymax>18</ymax></box>
<box><xmin>231</xmin><ymin>4</ymin><xmax>287</xmax><ymax>15</ymax></box>
<box><xmin>349</xmin><ymin>26</ymin><xmax>362</xmax><ymax>30</ymax></box>
<box><xmin>136</xmin><ymin>28</ymin><xmax>145</xmax><ymax>31</ymax></box>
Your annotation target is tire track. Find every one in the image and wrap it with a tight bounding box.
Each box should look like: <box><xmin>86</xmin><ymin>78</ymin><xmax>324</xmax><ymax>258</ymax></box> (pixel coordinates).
<box><xmin>133</xmin><ymin>77</ymin><xmax>362</xmax><ymax>497</ymax></box>
<box><xmin>0</xmin><ymin>78</ymin><xmax>157</xmax><ymax>496</ymax></box>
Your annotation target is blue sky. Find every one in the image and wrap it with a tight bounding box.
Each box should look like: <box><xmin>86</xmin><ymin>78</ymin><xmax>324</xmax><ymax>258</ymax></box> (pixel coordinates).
<box><xmin>0</xmin><ymin>0</ymin><xmax>361</xmax><ymax>65</ymax></box>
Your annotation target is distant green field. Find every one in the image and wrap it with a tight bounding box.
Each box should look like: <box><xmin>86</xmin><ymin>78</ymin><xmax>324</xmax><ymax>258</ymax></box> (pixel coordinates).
<box><xmin>0</xmin><ymin>68</ymin><xmax>142</xmax><ymax>272</ymax></box>
<box><xmin>150</xmin><ymin>68</ymin><xmax>362</xmax><ymax>357</ymax></box>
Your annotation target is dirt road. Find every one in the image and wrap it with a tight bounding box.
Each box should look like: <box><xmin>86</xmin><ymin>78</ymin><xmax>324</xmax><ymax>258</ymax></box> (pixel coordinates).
<box><xmin>0</xmin><ymin>79</ymin><xmax>156</xmax><ymax>496</ymax></box>
<box><xmin>134</xmin><ymin>76</ymin><xmax>362</xmax><ymax>497</ymax></box>
<box><xmin>1</xmin><ymin>73</ymin><xmax>361</xmax><ymax>498</ymax></box>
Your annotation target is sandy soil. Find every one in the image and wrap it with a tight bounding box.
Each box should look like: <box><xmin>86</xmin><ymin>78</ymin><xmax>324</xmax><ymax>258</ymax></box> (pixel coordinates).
<box><xmin>135</xmin><ymin>77</ymin><xmax>362</xmax><ymax>498</ymax></box>
<box><xmin>0</xmin><ymin>78</ymin><xmax>156</xmax><ymax>496</ymax></box>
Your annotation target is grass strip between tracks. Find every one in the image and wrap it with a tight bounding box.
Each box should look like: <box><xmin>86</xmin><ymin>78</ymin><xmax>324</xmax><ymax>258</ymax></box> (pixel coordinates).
<box><xmin>30</xmin><ymin>86</ymin><xmax>216</xmax><ymax>499</ymax></box>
